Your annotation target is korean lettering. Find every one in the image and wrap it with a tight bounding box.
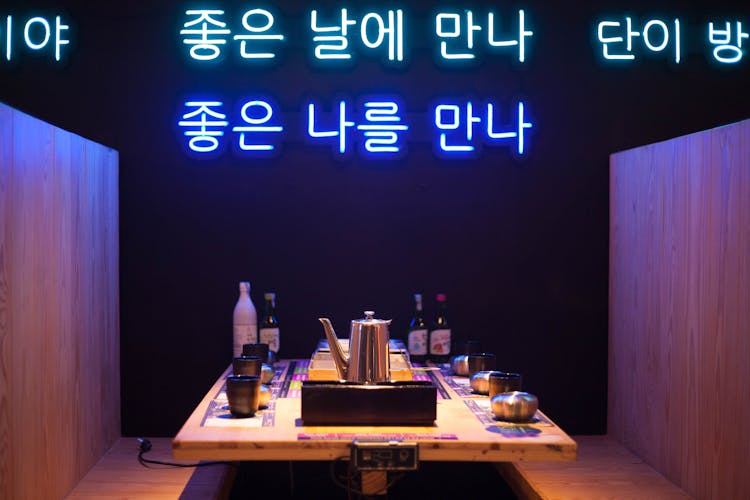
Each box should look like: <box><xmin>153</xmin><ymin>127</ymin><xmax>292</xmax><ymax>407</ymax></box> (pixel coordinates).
<box><xmin>487</xmin><ymin>102</ymin><xmax>532</xmax><ymax>155</ymax></box>
<box><xmin>181</xmin><ymin>10</ymin><xmax>231</xmax><ymax>61</ymax></box>
<box><xmin>232</xmin><ymin>9</ymin><xmax>284</xmax><ymax>59</ymax></box>
<box><xmin>708</xmin><ymin>21</ymin><xmax>748</xmax><ymax>64</ymax></box>
<box><xmin>356</xmin><ymin>101</ymin><xmax>409</xmax><ymax>153</ymax></box>
<box><xmin>360</xmin><ymin>10</ymin><xmax>404</xmax><ymax>62</ymax></box>
<box><xmin>307</xmin><ymin>100</ymin><xmax>409</xmax><ymax>155</ymax></box>
<box><xmin>435</xmin><ymin>10</ymin><xmax>532</xmax><ymax>62</ymax></box>
<box><xmin>434</xmin><ymin>101</ymin><xmax>532</xmax><ymax>155</ymax></box>
<box><xmin>434</xmin><ymin>102</ymin><xmax>481</xmax><ymax>151</ymax></box>
<box><xmin>597</xmin><ymin>17</ymin><xmax>681</xmax><ymax>63</ymax></box>
<box><xmin>231</xmin><ymin>100</ymin><xmax>284</xmax><ymax>151</ymax></box>
<box><xmin>310</xmin><ymin>9</ymin><xmax>356</xmax><ymax>60</ymax></box>
<box><xmin>2</xmin><ymin>15</ymin><xmax>70</xmax><ymax>62</ymax></box>
<box><xmin>307</xmin><ymin>101</ymin><xmax>355</xmax><ymax>154</ymax></box>
<box><xmin>178</xmin><ymin>101</ymin><xmax>229</xmax><ymax>153</ymax></box>
<box><xmin>310</xmin><ymin>8</ymin><xmax>404</xmax><ymax>62</ymax></box>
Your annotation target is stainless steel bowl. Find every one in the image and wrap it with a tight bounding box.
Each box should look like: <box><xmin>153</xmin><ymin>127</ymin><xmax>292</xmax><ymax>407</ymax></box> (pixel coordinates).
<box><xmin>470</xmin><ymin>370</ymin><xmax>494</xmax><ymax>394</ymax></box>
<box><xmin>258</xmin><ymin>384</ymin><xmax>271</xmax><ymax>408</ymax></box>
<box><xmin>490</xmin><ymin>391</ymin><xmax>538</xmax><ymax>422</ymax></box>
<box><xmin>261</xmin><ymin>364</ymin><xmax>274</xmax><ymax>384</ymax></box>
<box><xmin>451</xmin><ymin>355</ymin><xmax>469</xmax><ymax>376</ymax></box>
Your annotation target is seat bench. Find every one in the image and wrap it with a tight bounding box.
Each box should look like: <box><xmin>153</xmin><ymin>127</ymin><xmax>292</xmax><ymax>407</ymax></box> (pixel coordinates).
<box><xmin>66</xmin><ymin>438</ymin><xmax>236</xmax><ymax>499</ymax></box>
<box><xmin>496</xmin><ymin>435</ymin><xmax>691</xmax><ymax>500</ymax></box>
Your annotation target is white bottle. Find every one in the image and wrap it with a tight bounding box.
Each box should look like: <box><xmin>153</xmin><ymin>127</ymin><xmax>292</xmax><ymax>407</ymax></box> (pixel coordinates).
<box><xmin>233</xmin><ymin>281</ymin><xmax>257</xmax><ymax>357</ymax></box>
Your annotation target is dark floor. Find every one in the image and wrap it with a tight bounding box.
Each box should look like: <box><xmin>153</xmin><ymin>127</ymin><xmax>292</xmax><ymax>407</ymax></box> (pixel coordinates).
<box><xmin>229</xmin><ymin>460</ymin><xmax>519</xmax><ymax>499</ymax></box>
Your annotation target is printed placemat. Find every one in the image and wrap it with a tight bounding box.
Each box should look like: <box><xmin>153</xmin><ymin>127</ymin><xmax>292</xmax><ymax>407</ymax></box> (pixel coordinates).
<box><xmin>298</xmin><ymin>432</ymin><xmax>458</xmax><ymax>441</ymax></box>
<box><xmin>201</xmin><ymin>363</ymin><xmax>289</xmax><ymax>428</ymax></box>
<box><xmin>464</xmin><ymin>399</ymin><xmax>553</xmax><ymax>429</ymax></box>
<box><xmin>411</xmin><ymin>367</ymin><xmax>450</xmax><ymax>400</ymax></box>
<box><xmin>439</xmin><ymin>369</ymin><xmax>478</xmax><ymax>397</ymax></box>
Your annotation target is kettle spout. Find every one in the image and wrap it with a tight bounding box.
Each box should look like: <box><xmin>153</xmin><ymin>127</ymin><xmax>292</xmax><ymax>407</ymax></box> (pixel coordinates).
<box><xmin>319</xmin><ymin>318</ymin><xmax>348</xmax><ymax>381</ymax></box>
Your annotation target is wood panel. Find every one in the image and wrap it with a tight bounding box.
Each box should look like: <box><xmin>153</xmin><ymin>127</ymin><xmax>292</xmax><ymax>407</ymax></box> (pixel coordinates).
<box><xmin>0</xmin><ymin>101</ymin><xmax>13</xmax><ymax>500</ymax></box>
<box><xmin>0</xmin><ymin>103</ymin><xmax>120</xmax><ymax>499</ymax></box>
<box><xmin>66</xmin><ymin>438</ymin><xmax>235</xmax><ymax>500</ymax></box>
<box><xmin>497</xmin><ymin>435</ymin><xmax>690</xmax><ymax>500</ymax></box>
<box><xmin>609</xmin><ymin>118</ymin><xmax>750</xmax><ymax>500</ymax></box>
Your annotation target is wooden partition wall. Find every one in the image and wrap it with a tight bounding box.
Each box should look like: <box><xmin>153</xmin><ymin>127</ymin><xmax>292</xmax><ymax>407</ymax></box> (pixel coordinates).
<box><xmin>0</xmin><ymin>103</ymin><xmax>120</xmax><ymax>499</ymax></box>
<box><xmin>609</xmin><ymin>119</ymin><xmax>749</xmax><ymax>499</ymax></box>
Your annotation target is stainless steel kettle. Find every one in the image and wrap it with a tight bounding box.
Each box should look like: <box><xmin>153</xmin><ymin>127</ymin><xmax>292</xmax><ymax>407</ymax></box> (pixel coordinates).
<box><xmin>319</xmin><ymin>311</ymin><xmax>391</xmax><ymax>384</ymax></box>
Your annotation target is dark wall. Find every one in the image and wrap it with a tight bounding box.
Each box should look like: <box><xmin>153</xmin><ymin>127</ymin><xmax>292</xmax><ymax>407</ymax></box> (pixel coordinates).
<box><xmin>2</xmin><ymin>0</ymin><xmax>749</xmax><ymax>437</ymax></box>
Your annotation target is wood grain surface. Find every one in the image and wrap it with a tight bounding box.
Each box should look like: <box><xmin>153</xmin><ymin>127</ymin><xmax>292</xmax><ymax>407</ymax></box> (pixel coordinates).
<box><xmin>0</xmin><ymin>103</ymin><xmax>120</xmax><ymax>500</ymax></box>
<box><xmin>66</xmin><ymin>437</ymin><xmax>235</xmax><ymax>500</ymax></box>
<box><xmin>609</xmin><ymin>118</ymin><xmax>750</xmax><ymax>500</ymax></box>
<box><xmin>497</xmin><ymin>435</ymin><xmax>690</xmax><ymax>500</ymax></box>
<box><xmin>173</xmin><ymin>362</ymin><xmax>577</xmax><ymax>463</ymax></box>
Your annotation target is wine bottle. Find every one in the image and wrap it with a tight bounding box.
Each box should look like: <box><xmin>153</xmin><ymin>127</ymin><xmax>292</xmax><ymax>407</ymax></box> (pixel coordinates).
<box><xmin>429</xmin><ymin>293</ymin><xmax>451</xmax><ymax>364</ymax></box>
<box><xmin>233</xmin><ymin>282</ymin><xmax>257</xmax><ymax>358</ymax></box>
<box><xmin>259</xmin><ymin>292</ymin><xmax>280</xmax><ymax>356</ymax></box>
<box><xmin>407</xmin><ymin>293</ymin><xmax>428</xmax><ymax>364</ymax></box>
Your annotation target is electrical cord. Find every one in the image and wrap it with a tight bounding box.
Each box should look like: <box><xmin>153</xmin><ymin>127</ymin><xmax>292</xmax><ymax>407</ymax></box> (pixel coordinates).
<box><xmin>136</xmin><ymin>438</ymin><xmax>238</xmax><ymax>469</ymax></box>
<box><xmin>329</xmin><ymin>455</ymin><xmax>406</xmax><ymax>499</ymax></box>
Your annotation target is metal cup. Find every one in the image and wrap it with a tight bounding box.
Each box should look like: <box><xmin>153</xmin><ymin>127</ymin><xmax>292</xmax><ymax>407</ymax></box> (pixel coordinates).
<box><xmin>488</xmin><ymin>371</ymin><xmax>522</xmax><ymax>398</ymax></box>
<box><xmin>233</xmin><ymin>355</ymin><xmax>262</xmax><ymax>376</ymax></box>
<box><xmin>491</xmin><ymin>391</ymin><xmax>538</xmax><ymax>422</ymax></box>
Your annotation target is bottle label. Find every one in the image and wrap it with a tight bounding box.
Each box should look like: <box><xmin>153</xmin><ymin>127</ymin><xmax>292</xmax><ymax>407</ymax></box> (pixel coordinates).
<box><xmin>259</xmin><ymin>328</ymin><xmax>280</xmax><ymax>353</ymax></box>
<box><xmin>408</xmin><ymin>329</ymin><xmax>428</xmax><ymax>355</ymax></box>
<box><xmin>233</xmin><ymin>325</ymin><xmax>258</xmax><ymax>357</ymax></box>
<box><xmin>430</xmin><ymin>329</ymin><xmax>451</xmax><ymax>355</ymax></box>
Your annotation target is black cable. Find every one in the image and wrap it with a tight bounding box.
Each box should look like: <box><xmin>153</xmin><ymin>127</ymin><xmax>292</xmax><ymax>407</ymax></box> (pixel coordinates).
<box><xmin>329</xmin><ymin>455</ymin><xmax>406</xmax><ymax>498</ymax></box>
<box><xmin>136</xmin><ymin>438</ymin><xmax>238</xmax><ymax>469</ymax></box>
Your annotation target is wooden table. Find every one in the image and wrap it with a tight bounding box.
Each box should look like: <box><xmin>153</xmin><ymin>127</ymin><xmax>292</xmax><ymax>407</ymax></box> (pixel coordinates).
<box><xmin>173</xmin><ymin>360</ymin><xmax>577</xmax><ymax>494</ymax></box>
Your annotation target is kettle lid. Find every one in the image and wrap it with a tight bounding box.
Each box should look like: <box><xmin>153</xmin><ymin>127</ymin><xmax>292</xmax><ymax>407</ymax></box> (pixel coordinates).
<box><xmin>353</xmin><ymin>310</ymin><xmax>391</xmax><ymax>325</ymax></box>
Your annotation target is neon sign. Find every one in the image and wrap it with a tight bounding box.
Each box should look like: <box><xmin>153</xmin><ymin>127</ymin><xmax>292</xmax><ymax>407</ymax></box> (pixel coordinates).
<box><xmin>435</xmin><ymin>102</ymin><xmax>531</xmax><ymax>155</ymax></box>
<box><xmin>178</xmin><ymin>7</ymin><xmax>534</xmax><ymax>66</ymax></box>
<box><xmin>176</xmin><ymin>97</ymin><xmax>530</xmax><ymax>159</ymax></box>
<box><xmin>174</xmin><ymin>6</ymin><xmax>748</xmax><ymax>161</ymax></box>
<box><xmin>708</xmin><ymin>21</ymin><xmax>748</xmax><ymax>64</ymax></box>
<box><xmin>311</xmin><ymin>8</ymin><xmax>404</xmax><ymax>62</ymax></box>
<box><xmin>596</xmin><ymin>16</ymin><xmax>748</xmax><ymax>64</ymax></box>
<box><xmin>597</xmin><ymin>17</ymin><xmax>682</xmax><ymax>63</ymax></box>
<box><xmin>435</xmin><ymin>10</ymin><xmax>532</xmax><ymax>63</ymax></box>
<box><xmin>1</xmin><ymin>14</ymin><xmax>70</xmax><ymax>62</ymax></box>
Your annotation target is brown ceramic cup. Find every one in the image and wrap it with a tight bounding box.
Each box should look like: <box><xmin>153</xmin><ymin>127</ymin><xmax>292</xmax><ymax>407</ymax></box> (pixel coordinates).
<box><xmin>233</xmin><ymin>355</ymin><xmax>262</xmax><ymax>376</ymax></box>
<box><xmin>488</xmin><ymin>371</ymin><xmax>522</xmax><ymax>398</ymax></box>
<box><xmin>226</xmin><ymin>375</ymin><xmax>261</xmax><ymax>418</ymax></box>
<box><xmin>468</xmin><ymin>353</ymin><xmax>497</xmax><ymax>376</ymax></box>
